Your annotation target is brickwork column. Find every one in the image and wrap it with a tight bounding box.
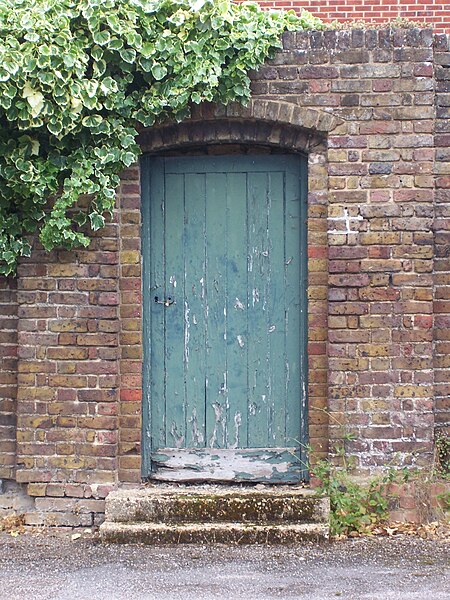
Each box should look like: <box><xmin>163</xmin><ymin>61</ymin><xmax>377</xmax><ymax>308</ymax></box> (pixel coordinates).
<box><xmin>323</xmin><ymin>29</ymin><xmax>436</xmax><ymax>470</ymax></box>
<box><xmin>118</xmin><ymin>166</ymin><xmax>143</xmax><ymax>483</ymax></box>
<box><xmin>434</xmin><ymin>33</ymin><xmax>450</xmax><ymax>437</ymax></box>
<box><xmin>0</xmin><ymin>276</ymin><xmax>18</xmax><ymax>480</ymax></box>
<box><xmin>307</xmin><ymin>150</ymin><xmax>330</xmax><ymax>463</ymax></box>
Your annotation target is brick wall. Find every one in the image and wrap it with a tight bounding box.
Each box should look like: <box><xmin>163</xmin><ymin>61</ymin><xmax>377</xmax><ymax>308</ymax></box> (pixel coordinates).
<box><xmin>15</xmin><ymin>224</ymin><xmax>120</xmax><ymax>487</ymax></box>
<box><xmin>0</xmin><ymin>277</ymin><xmax>17</xmax><ymax>480</ymax></box>
<box><xmin>434</xmin><ymin>34</ymin><xmax>450</xmax><ymax>437</ymax></box>
<box><xmin>2</xmin><ymin>28</ymin><xmax>449</xmax><ymax>524</ymax></box>
<box><xmin>263</xmin><ymin>28</ymin><xmax>439</xmax><ymax>470</ymax></box>
<box><xmin>244</xmin><ymin>0</ymin><xmax>450</xmax><ymax>34</ymax></box>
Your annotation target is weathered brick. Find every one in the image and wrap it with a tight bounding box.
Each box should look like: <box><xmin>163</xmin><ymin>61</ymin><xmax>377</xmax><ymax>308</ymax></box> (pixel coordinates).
<box><xmin>27</xmin><ymin>483</ymin><xmax>47</xmax><ymax>497</ymax></box>
<box><xmin>47</xmin><ymin>348</ymin><xmax>89</xmax><ymax>360</ymax></box>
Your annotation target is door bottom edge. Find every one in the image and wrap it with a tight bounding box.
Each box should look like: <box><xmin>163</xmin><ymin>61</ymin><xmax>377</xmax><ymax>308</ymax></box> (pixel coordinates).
<box><xmin>147</xmin><ymin>446</ymin><xmax>308</xmax><ymax>484</ymax></box>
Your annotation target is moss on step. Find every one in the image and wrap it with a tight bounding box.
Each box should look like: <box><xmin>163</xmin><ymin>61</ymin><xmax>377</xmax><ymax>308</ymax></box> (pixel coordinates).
<box><xmin>100</xmin><ymin>521</ymin><xmax>329</xmax><ymax>545</ymax></box>
<box><xmin>107</xmin><ymin>489</ymin><xmax>329</xmax><ymax>525</ymax></box>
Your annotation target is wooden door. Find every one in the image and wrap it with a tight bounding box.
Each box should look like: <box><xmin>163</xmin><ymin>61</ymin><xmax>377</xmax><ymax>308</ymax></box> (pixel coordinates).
<box><xmin>141</xmin><ymin>154</ymin><xmax>308</xmax><ymax>483</ymax></box>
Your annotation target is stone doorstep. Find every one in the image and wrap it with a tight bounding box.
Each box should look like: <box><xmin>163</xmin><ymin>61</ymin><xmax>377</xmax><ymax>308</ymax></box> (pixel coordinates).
<box><xmin>100</xmin><ymin>485</ymin><xmax>330</xmax><ymax>544</ymax></box>
<box><xmin>105</xmin><ymin>485</ymin><xmax>328</xmax><ymax>524</ymax></box>
<box><xmin>100</xmin><ymin>521</ymin><xmax>329</xmax><ymax>544</ymax></box>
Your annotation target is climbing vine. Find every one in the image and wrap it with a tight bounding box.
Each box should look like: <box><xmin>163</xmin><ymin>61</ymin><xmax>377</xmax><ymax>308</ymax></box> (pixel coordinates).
<box><xmin>0</xmin><ymin>0</ymin><xmax>322</xmax><ymax>275</ymax></box>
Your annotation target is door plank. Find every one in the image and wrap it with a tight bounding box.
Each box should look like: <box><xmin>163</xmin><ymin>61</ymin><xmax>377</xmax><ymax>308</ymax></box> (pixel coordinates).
<box><xmin>164</xmin><ymin>173</ymin><xmax>186</xmax><ymax>448</ymax></box>
<box><xmin>205</xmin><ymin>172</ymin><xmax>228</xmax><ymax>449</ymax></box>
<box><xmin>224</xmin><ymin>172</ymin><xmax>248</xmax><ymax>449</ymax></box>
<box><xmin>184</xmin><ymin>172</ymin><xmax>207</xmax><ymax>448</ymax></box>
<box><xmin>266</xmin><ymin>171</ymin><xmax>287</xmax><ymax>447</ymax></box>
<box><xmin>247</xmin><ymin>171</ymin><xmax>271</xmax><ymax>448</ymax></box>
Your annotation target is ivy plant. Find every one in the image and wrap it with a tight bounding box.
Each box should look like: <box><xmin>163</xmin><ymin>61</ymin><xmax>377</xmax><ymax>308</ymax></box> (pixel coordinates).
<box><xmin>0</xmin><ymin>0</ymin><xmax>322</xmax><ymax>275</ymax></box>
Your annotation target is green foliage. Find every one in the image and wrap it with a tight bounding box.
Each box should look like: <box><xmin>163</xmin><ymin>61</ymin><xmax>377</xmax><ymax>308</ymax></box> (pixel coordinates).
<box><xmin>312</xmin><ymin>460</ymin><xmax>405</xmax><ymax>537</ymax></box>
<box><xmin>436</xmin><ymin>491</ymin><xmax>450</xmax><ymax>512</ymax></box>
<box><xmin>0</xmin><ymin>0</ymin><xmax>322</xmax><ymax>275</ymax></box>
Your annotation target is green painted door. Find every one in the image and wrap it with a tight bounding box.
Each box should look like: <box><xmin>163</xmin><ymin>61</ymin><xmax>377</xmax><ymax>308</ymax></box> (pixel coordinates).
<box><xmin>141</xmin><ymin>155</ymin><xmax>308</xmax><ymax>483</ymax></box>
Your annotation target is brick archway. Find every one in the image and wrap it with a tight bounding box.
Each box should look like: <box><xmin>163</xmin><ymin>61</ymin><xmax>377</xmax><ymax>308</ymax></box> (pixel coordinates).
<box><xmin>138</xmin><ymin>99</ymin><xmax>341</xmax><ymax>154</ymax></box>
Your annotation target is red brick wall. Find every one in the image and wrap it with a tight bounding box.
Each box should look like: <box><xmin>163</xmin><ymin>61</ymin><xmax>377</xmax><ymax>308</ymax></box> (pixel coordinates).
<box><xmin>4</xmin><ymin>29</ymin><xmax>449</xmax><ymax>510</ymax></box>
<box><xmin>247</xmin><ymin>0</ymin><xmax>450</xmax><ymax>34</ymax></box>
<box><xmin>0</xmin><ymin>277</ymin><xmax>17</xmax><ymax>480</ymax></box>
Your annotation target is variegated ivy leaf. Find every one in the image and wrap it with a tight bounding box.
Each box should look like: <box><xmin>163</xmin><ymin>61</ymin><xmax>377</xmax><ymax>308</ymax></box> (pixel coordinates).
<box><xmin>22</xmin><ymin>83</ymin><xmax>45</xmax><ymax>117</ymax></box>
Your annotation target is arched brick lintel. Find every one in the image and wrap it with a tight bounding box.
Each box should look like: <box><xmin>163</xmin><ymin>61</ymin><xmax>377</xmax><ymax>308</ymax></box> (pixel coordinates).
<box><xmin>138</xmin><ymin>100</ymin><xmax>342</xmax><ymax>153</ymax></box>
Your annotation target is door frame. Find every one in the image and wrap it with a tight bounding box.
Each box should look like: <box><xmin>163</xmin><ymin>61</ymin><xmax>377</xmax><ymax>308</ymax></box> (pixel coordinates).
<box><xmin>140</xmin><ymin>151</ymin><xmax>309</xmax><ymax>481</ymax></box>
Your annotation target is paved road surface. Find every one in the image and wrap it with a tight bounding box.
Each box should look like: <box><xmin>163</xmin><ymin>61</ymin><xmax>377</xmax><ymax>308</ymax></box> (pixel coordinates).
<box><xmin>0</xmin><ymin>532</ymin><xmax>448</xmax><ymax>599</ymax></box>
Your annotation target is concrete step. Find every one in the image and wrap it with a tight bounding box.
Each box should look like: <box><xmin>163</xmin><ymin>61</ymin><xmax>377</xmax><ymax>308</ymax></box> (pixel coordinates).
<box><xmin>100</xmin><ymin>485</ymin><xmax>329</xmax><ymax>544</ymax></box>
<box><xmin>104</xmin><ymin>486</ymin><xmax>328</xmax><ymax>525</ymax></box>
<box><xmin>100</xmin><ymin>521</ymin><xmax>328</xmax><ymax>544</ymax></box>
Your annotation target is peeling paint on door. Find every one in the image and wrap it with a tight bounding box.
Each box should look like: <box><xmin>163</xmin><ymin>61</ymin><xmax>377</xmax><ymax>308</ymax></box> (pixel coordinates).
<box><xmin>231</xmin><ymin>412</ymin><xmax>242</xmax><ymax>449</ymax></box>
<box><xmin>189</xmin><ymin>408</ymin><xmax>204</xmax><ymax>446</ymax></box>
<box><xmin>184</xmin><ymin>301</ymin><xmax>190</xmax><ymax>365</ymax></box>
<box><xmin>209</xmin><ymin>401</ymin><xmax>226</xmax><ymax>449</ymax></box>
<box><xmin>234</xmin><ymin>297</ymin><xmax>245</xmax><ymax>311</ymax></box>
<box><xmin>170</xmin><ymin>422</ymin><xmax>184</xmax><ymax>448</ymax></box>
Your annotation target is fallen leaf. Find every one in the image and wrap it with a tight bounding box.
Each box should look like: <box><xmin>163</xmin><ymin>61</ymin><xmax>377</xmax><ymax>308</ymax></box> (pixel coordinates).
<box><xmin>0</xmin><ymin>514</ymin><xmax>25</xmax><ymax>533</ymax></box>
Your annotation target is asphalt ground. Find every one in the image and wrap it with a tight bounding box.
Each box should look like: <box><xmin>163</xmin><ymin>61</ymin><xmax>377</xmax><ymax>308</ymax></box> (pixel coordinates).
<box><xmin>0</xmin><ymin>532</ymin><xmax>448</xmax><ymax>600</ymax></box>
